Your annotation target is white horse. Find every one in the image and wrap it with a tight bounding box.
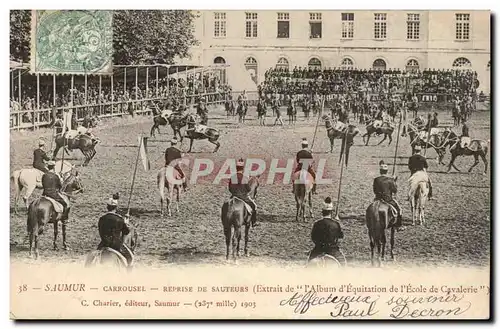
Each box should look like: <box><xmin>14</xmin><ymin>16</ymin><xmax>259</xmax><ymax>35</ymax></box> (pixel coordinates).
<box><xmin>11</xmin><ymin>160</ymin><xmax>75</xmax><ymax>214</ymax></box>
<box><xmin>408</xmin><ymin>171</ymin><xmax>430</xmax><ymax>225</ymax></box>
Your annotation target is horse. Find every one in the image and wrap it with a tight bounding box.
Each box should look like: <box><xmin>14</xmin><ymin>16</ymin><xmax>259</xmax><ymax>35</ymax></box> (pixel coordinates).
<box><xmin>442</xmin><ymin>130</ymin><xmax>489</xmax><ymax>175</ymax></box>
<box><xmin>287</xmin><ymin>103</ymin><xmax>297</xmax><ymax>125</ymax></box>
<box><xmin>365</xmin><ymin>200</ymin><xmax>396</xmax><ymax>267</ymax></box>
<box><xmin>408</xmin><ymin>172</ymin><xmax>430</xmax><ymax>226</ymax></box>
<box><xmin>406</xmin><ymin>123</ymin><xmax>447</xmax><ymax>164</ymax></box>
<box><xmin>84</xmin><ymin>223</ymin><xmax>139</xmax><ymax>271</ymax></box>
<box><xmin>53</xmin><ymin>134</ymin><xmax>99</xmax><ymax>166</ymax></box>
<box><xmin>26</xmin><ymin>172</ymin><xmax>85</xmax><ymax>259</ymax></box>
<box><xmin>81</xmin><ymin>115</ymin><xmax>100</xmax><ymax>129</ymax></box>
<box><xmin>292</xmin><ymin>169</ymin><xmax>314</xmax><ymax>222</ymax></box>
<box><xmin>322</xmin><ymin>114</ymin><xmax>358</xmax><ymax>153</ymax></box>
<box><xmin>11</xmin><ymin>160</ymin><xmax>75</xmax><ymax>214</ymax></box>
<box><xmin>185</xmin><ymin>114</ymin><xmax>221</xmax><ymax>153</ymax></box>
<box><xmin>150</xmin><ymin>115</ymin><xmax>170</xmax><ymax>138</ymax></box>
<box><xmin>236</xmin><ymin>103</ymin><xmax>246</xmax><ymax>123</ymax></box>
<box><xmin>221</xmin><ymin>176</ymin><xmax>260</xmax><ymax>261</ymax></box>
<box><xmin>306</xmin><ymin>253</ymin><xmax>342</xmax><ymax>268</ymax></box>
<box><xmin>225</xmin><ymin>100</ymin><xmax>235</xmax><ymax>117</ymax></box>
<box><xmin>362</xmin><ymin>119</ymin><xmax>395</xmax><ymax>146</ymax></box>
<box><xmin>157</xmin><ymin>166</ymin><xmax>185</xmax><ymax>216</ymax></box>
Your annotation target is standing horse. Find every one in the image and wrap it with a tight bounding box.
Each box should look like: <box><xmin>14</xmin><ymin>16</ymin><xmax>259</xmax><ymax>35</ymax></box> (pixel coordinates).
<box><xmin>408</xmin><ymin>173</ymin><xmax>430</xmax><ymax>226</ymax></box>
<box><xmin>185</xmin><ymin>114</ymin><xmax>221</xmax><ymax>153</ymax></box>
<box><xmin>442</xmin><ymin>130</ymin><xmax>489</xmax><ymax>175</ymax></box>
<box><xmin>221</xmin><ymin>176</ymin><xmax>260</xmax><ymax>261</ymax></box>
<box><xmin>53</xmin><ymin>134</ymin><xmax>98</xmax><ymax>166</ymax></box>
<box><xmin>26</xmin><ymin>172</ymin><xmax>84</xmax><ymax>259</ymax></box>
<box><xmin>362</xmin><ymin>119</ymin><xmax>395</xmax><ymax>146</ymax></box>
<box><xmin>11</xmin><ymin>160</ymin><xmax>74</xmax><ymax>214</ymax></box>
<box><xmin>365</xmin><ymin>200</ymin><xmax>396</xmax><ymax>267</ymax></box>
<box><xmin>236</xmin><ymin>103</ymin><xmax>246</xmax><ymax>123</ymax></box>
<box><xmin>157</xmin><ymin>166</ymin><xmax>185</xmax><ymax>216</ymax></box>
<box><xmin>292</xmin><ymin>169</ymin><xmax>314</xmax><ymax>222</ymax></box>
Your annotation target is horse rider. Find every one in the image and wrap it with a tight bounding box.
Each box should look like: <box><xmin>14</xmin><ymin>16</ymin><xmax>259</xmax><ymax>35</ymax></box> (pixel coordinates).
<box><xmin>33</xmin><ymin>139</ymin><xmax>51</xmax><ymax>173</ymax></box>
<box><xmin>164</xmin><ymin>138</ymin><xmax>188</xmax><ymax>191</ymax></box>
<box><xmin>460</xmin><ymin>118</ymin><xmax>471</xmax><ymax>149</ymax></box>
<box><xmin>53</xmin><ymin>113</ymin><xmax>65</xmax><ymax>136</ymax></box>
<box><xmin>228</xmin><ymin>158</ymin><xmax>258</xmax><ymax>227</ymax></box>
<box><xmin>293</xmin><ymin>138</ymin><xmax>317</xmax><ymax>194</ymax></box>
<box><xmin>408</xmin><ymin>145</ymin><xmax>433</xmax><ymax>200</ymax></box>
<box><xmin>373</xmin><ymin>160</ymin><xmax>403</xmax><ymax>231</ymax></box>
<box><xmin>308</xmin><ymin>197</ymin><xmax>346</xmax><ymax>265</ymax></box>
<box><xmin>41</xmin><ymin>160</ymin><xmax>69</xmax><ymax>220</ymax></box>
<box><xmin>97</xmin><ymin>196</ymin><xmax>133</xmax><ymax>267</ymax></box>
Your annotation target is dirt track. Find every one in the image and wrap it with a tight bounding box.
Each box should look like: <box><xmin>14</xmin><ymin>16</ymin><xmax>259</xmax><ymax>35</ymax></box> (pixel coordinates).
<box><xmin>10</xmin><ymin>106</ymin><xmax>491</xmax><ymax>269</ymax></box>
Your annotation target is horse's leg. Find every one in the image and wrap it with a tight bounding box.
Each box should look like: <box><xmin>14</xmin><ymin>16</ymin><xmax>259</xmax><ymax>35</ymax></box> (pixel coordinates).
<box><xmin>23</xmin><ymin>185</ymin><xmax>36</xmax><ymax>210</ymax></box>
<box><xmin>188</xmin><ymin>139</ymin><xmax>194</xmax><ymax>153</ymax></box>
<box><xmin>447</xmin><ymin>153</ymin><xmax>459</xmax><ymax>172</ymax></box>
<box><xmin>28</xmin><ymin>229</ymin><xmax>33</xmax><ymax>257</ymax></box>
<box><xmin>377</xmin><ymin>134</ymin><xmax>387</xmax><ymax>146</ymax></box>
<box><xmin>150</xmin><ymin>124</ymin><xmax>156</xmax><ymax>137</ymax></box>
<box><xmin>176</xmin><ymin>187</ymin><xmax>180</xmax><ymax>213</ymax></box>
<box><xmin>295</xmin><ymin>198</ymin><xmax>300</xmax><ymax>222</ymax></box>
<box><xmin>307</xmin><ymin>191</ymin><xmax>313</xmax><ymax>221</ymax></box>
<box><xmin>369</xmin><ymin>234</ymin><xmax>375</xmax><ymax>266</ymax></box>
<box><xmin>34</xmin><ymin>232</ymin><xmax>39</xmax><ymax>260</ymax></box>
<box><xmin>224</xmin><ymin>225</ymin><xmax>231</xmax><ymax>261</ymax></box>
<box><xmin>53</xmin><ymin>221</ymin><xmax>59</xmax><ymax>250</ymax></box>
<box><xmin>468</xmin><ymin>154</ymin><xmax>480</xmax><ymax>173</ymax></box>
<box><xmin>244</xmin><ymin>223</ymin><xmax>250</xmax><ymax>257</ymax></box>
<box><xmin>375</xmin><ymin>238</ymin><xmax>382</xmax><ymax>267</ymax></box>
<box><xmin>362</xmin><ymin>133</ymin><xmax>367</xmax><ymax>145</ymax></box>
<box><xmin>387</xmin><ymin>133</ymin><xmax>393</xmax><ymax>145</ymax></box>
<box><xmin>210</xmin><ymin>139</ymin><xmax>221</xmax><ymax>153</ymax></box>
<box><xmin>390</xmin><ymin>227</ymin><xmax>395</xmax><ymax>261</ymax></box>
<box><xmin>365</xmin><ymin>134</ymin><xmax>371</xmax><ymax>146</ymax></box>
<box><xmin>381</xmin><ymin>231</ymin><xmax>386</xmax><ymax>262</ymax></box>
<box><xmin>480</xmin><ymin>152</ymin><xmax>488</xmax><ymax>175</ymax></box>
<box><xmin>330</xmin><ymin>137</ymin><xmax>334</xmax><ymax>153</ymax></box>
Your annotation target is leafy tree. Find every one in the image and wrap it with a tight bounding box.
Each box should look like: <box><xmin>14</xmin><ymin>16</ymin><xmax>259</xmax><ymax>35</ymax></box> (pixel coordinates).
<box><xmin>9</xmin><ymin>10</ymin><xmax>199</xmax><ymax>65</ymax></box>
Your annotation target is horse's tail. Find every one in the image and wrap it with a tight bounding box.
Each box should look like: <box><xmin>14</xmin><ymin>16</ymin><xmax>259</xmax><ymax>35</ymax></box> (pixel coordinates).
<box><xmin>26</xmin><ymin>199</ymin><xmax>44</xmax><ymax>235</ymax></box>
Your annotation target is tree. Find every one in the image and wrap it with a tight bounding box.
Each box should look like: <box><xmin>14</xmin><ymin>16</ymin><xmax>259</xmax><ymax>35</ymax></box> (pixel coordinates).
<box><xmin>10</xmin><ymin>10</ymin><xmax>31</xmax><ymax>63</ymax></box>
<box><xmin>113</xmin><ymin>10</ymin><xmax>199</xmax><ymax>65</ymax></box>
<box><xmin>9</xmin><ymin>10</ymin><xmax>199</xmax><ymax>65</ymax></box>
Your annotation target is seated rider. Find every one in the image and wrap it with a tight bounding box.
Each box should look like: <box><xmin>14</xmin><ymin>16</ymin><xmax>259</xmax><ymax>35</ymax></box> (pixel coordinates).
<box><xmin>228</xmin><ymin>159</ymin><xmax>258</xmax><ymax>227</ymax></box>
<box><xmin>33</xmin><ymin>139</ymin><xmax>51</xmax><ymax>173</ymax></box>
<box><xmin>164</xmin><ymin>138</ymin><xmax>188</xmax><ymax>191</ymax></box>
<box><xmin>293</xmin><ymin>138</ymin><xmax>317</xmax><ymax>194</ymax></box>
<box><xmin>460</xmin><ymin>118</ymin><xmax>471</xmax><ymax>149</ymax></box>
<box><xmin>97</xmin><ymin>196</ymin><xmax>133</xmax><ymax>267</ymax></box>
<box><xmin>408</xmin><ymin>145</ymin><xmax>433</xmax><ymax>199</ymax></box>
<box><xmin>373</xmin><ymin>160</ymin><xmax>403</xmax><ymax>231</ymax></box>
<box><xmin>308</xmin><ymin>197</ymin><xmax>346</xmax><ymax>265</ymax></box>
<box><xmin>42</xmin><ymin>160</ymin><xmax>69</xmax><ymax>220</ymax></box>
<box><xmin>53</xmin><ymin>114</ymin><xmax>65</xmax><ymax>136</ymax></box>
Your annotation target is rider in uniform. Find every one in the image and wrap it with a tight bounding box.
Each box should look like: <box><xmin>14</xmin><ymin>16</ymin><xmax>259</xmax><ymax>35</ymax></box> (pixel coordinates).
<box><xmin>228</xmin><ymin>159</ymin><xmax>258</xmax><ymax>227</ymax></box>
<box><xmin>460</xmin><ymin>118</ymin><xmax>471</xmax><ymax>149</ymax></box>
<box><xmin>408</xmin><ymin>145</ymin><xmax>433</xmax><ymax>199</ymax></box>
<box><xmin>293</xmin><ymin>138</ymin><xmax>317</xmax><ymax>194</ymax></box>
<box><xmin>373</xmin><ymin>160</ymin><xmax>403</xmax><ymax>230</ymax></box>
<box><xmin>308</xmin><ymin>197</ymin><xmax>346</xmax><ymax>265</ymax></box>
<box><xmin>33</xmin><ymin>139</ymin><xmax>51</xmax><ymax>173</ymax></box>
<box><xmin>97</xmin><ymin>197</ymin><xmax>133</xmax><ymax>267</ymax></box>
<box><xmin>53</xmin><ymin>114</ymin><xmax>65</xmax><ymax>136</ymax></box>
<box><xmin>164</xmin><ymin>138</ymin><xmax>188</xmax><ymax>191</ymax></box>
<box><xmin>42</xmin><ymin>160</ymin><xmax>69</xmax><ymax>220</ymax></box>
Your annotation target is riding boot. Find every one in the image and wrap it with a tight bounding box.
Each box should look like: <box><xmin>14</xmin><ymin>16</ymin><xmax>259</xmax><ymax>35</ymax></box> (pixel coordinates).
<box><xmin>395</xmin><ymin>214</ymin><xmax>404</xmax><ymax>231</ymax></box>
<box><xmin>312</xmin><ymin>183</ymin><xmax>317</xmax><ymax>195</ymax></box>
<box><xmin>251</xmin><ymin>212</ymin><xmax>259</xmax><ymax>227</ymax></box>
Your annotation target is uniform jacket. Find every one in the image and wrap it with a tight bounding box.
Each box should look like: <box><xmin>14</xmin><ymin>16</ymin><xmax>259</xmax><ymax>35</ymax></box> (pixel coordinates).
<box><xmin>98</xmin><ymin>211</ymin><xmax>130</xmax><ymax>251</ymax></box>
<box><xmin>296</xmin><ymin>149</ymin><xmax>314</xmax><ymax>169</ymax></box>
<box><xmin>311</xmin><ymin>218</ymin><xmax>343</xmax><ymax>248</ymax></box>
<box><xmin>462</xmin><ymin>123</ymin><xmax>470</xmax><ymax>137</ymax></box>
<box><xmin>41</xmin><ymin>171</ymin><xmax>62</xmax><ymax>196</ymax></box>
<box><xmin>373</xmin><ymin>175</ymin><xmax>398</xmax><ymax>202</ymax></box>
<box><xmin>165</xmin><ymin>146</ymin><xmax>182</xmax><ymax>166</ymax></box>
<box><xmin>33</xmin><ymin>148</ymin><xmax>50</xmax><ymax>168</ymax></box>
<box><xmin>228</xmin><ymin>172</ymin><xmax>251</xmax><ymax>199</ymax></box>
<box><xmin>408</xmin><ymin>154</ymin><xmax>429</xmax><ymax>174</ymax></box>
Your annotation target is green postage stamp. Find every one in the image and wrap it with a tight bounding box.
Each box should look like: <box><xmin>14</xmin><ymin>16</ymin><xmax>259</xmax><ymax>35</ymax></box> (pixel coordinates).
<box><xmin>30</xmin><ymin>10</ymin><xmax>113</xmax><ymax>75</ymax></box>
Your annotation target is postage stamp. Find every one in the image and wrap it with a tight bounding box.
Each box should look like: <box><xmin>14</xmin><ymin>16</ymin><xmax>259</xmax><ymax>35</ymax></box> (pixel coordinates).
<box><xmin>30</xmin><ymin>10</ymin><xmax>113</xmax><ymax>75</ymax></box>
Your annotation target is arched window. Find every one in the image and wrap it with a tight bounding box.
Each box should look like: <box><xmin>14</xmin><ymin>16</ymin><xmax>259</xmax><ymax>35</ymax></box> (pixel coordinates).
<box><xmin>340</xmin><ymin>58</ymin><xmax>354</xmax><ymax>69</ymax></box>
<box><xmin>276</xmin><ymin>57</ymin><xmax>289</xmax><ymax>70</ymax></box>
<box><xmin>213</xmin><ymin>56</ymin><xmax>226</xmax><ymax>64</ymax></box>
<box><xmin>372</xmin><ymin>59</ymin><xmax>387</xmax><ymax>71</ymax></box>
<box><xmin>308</xmin><ymin>57</ymin><xmax>322</xmax><ymax>70</ymax></box>
<box><xmin>452</xmin><ymin>57</ymin><xmax>472</xmax><ymax>69</ymax></box>
<box><xmin>406</xmin><ymin>59</ymin><xmax>419</xmax><ymax>72</ymax></box>
<box><xmin>245</xmin><ymin>57</ymin><xmax>258</xmax><ymax>85</ymax></box>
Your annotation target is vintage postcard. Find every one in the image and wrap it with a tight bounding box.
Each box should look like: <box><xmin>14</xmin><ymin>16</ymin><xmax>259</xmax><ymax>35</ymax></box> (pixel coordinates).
<box><xmin>9</xmin><ymin>9</ymin><xmax>491</xmax><ymax>319</ymax></box>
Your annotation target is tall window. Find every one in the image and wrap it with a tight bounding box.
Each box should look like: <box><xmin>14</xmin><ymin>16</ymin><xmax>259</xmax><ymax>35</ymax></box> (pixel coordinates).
<box><xmin>277</xmin><ymin>12</ymin><xmax>290</xmax><ymax>38</ymax></box>
<box><xmin>455</xmin><ymin>13</ymin><xmax>470</xmax><ymax>40</ymax></box>
<box><xmin>341</xmin><ymin>13</ymin><xmax>354</xmax><ymax>39</ymax></box>
<box><xmin>372</xmin><ymin>59</ymin><xmax>387</xmax><ymax>71</ymax></box>
<box><xmin>309</xmin><ymin>12</ymin><xmax>322</xmax><ymax>39</ymax></box>
<box><xmin>214</xmin><ymin>12</ymin><xmax>227</xmax><ymax>37</ymax></box>
<box><xmin>245</xmin><ymin>57</ymin><xmax>258</xmax><ymax>85</ymax></box>
<box><xmin>406</xmin><ymin>59</ymin><xmax>420</xmax><ymax>72</ymax></box>
<box><xmin>340</xmin><ymin>58</ymin><xmax>354</xmax><ymax>69</ymax></box>
<box><xmin>245</xmin><ymin>12</ymin><xmax>258</xmax><ymax>38</ymax></box>
<box><xmin>374</xmin><ymin>13</ymin><xmax>387</xmax><ymax>40</ymax></box>
<box><xmin>407</xmin><ymin>13</ymin><xmax>420</xmax><ymax>40</ymax></box>
<box><xmin>308</xmin><ymin>57</ymin><xmax>322</xmax><ymax>70</ymax></box>
<box><xmin>452</xmin><ymin>57</ymin><xmax>472</xmax><ymax>68</ymax></box>
<box><xmin>276</xmin><ymin>57</ymin><xmax>289</xmax><ymax>70</ymax></box>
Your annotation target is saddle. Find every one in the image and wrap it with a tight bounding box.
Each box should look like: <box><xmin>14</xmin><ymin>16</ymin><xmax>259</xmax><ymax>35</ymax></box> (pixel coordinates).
<box><xmin>41</xmin><ymin>195</ymin><xmax>67</xmax><ymax>214</ymax></box>
<box><xmin>230</xmin><ymin>196</ymin><xmax>253</xmax><ymax>214</ymax></box>
<box><xmin>194</xmin><ymin>124</ymin><xmax>209</xmax><ymax>134</ymax></box>
<box><xmin>160</xmin><ymin>110</ymin><xmax>173</xmax><ymax>120</ymax></box>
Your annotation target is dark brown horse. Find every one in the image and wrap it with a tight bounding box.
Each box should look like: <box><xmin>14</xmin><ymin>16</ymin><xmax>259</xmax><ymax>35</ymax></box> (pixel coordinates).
<box><xmin>185</xmin><ymin>114</ymin><xmax>221</xmax><ymax>153</ymax></box>
<box><xmin>442</xmin><ymin>130</ymin><xmax>489</xmax><ymax>175</ymax></box>
<box><xmin>26</xmin><ymin>172</ymin><xmax>84</xmax><ymax>259</ymax></box>
<box><xmin>406</xmin><ymin>124</ymin><xmax>447</xmax><ymax>164</ymax></box>
<box><xmin>53</xmin><ymin>134</ymin><xmax>99</xmax><ymax>166</ymax></box>
<box><xmin>150</xmin><ymin>115</ymin><xmax>170</xmax><ymax>138</ymax></box>
<box><xmin>322</xmin><ymin>114</ymin><xmax>358</xmax><ymax>153</ymax></box>
<box><xmin>366</xmin><ymin>199</ymin><xmax>397</xmax><ymax>267</ymax></box>
<box><xmin>362</xmin><ymin>119</ymin><xmax>395</xmax><ymax>146</ymax></box>
<box><xmin>221</xmin><ymin>176</ymin><xmax>260</xmax><ymax>261</ymax></box>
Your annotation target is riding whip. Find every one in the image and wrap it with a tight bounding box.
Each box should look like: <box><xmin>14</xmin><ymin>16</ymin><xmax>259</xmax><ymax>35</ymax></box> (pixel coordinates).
<box><xmin>334</xmin><ymin>128</ymin><xmax>349</xmax><ymax>220</ymax></box>
<box><xmin>392</xmin><ymin>110</ymin><xmax>403</xmax><ymax>176</ymax></box>
<box><xmin>310</xmin><ymin>95</ymin><xmax>325</xmax><ymax>152</ymax></box>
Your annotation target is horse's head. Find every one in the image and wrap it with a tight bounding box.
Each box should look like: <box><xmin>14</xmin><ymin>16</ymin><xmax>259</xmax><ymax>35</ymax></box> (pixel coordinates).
<box><xmin>62</xmin><ymin>171</ymin><xmax>84</xmax><ymax>195</ymax></box>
